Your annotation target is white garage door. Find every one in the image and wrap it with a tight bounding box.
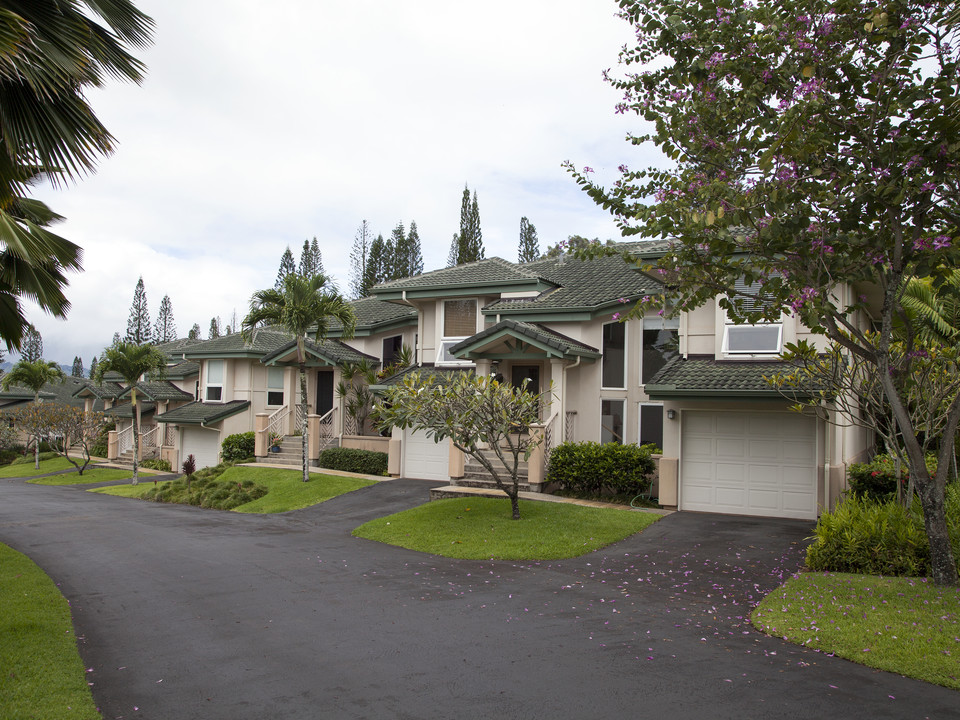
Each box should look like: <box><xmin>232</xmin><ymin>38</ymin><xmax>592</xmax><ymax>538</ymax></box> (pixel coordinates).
<box><xmin>181</xmin><ymin>427</ymin><xmax>221</xmax><ymax>470</ymax></box>
<box><xmin>681</xmin><ymin>411</ymin><xmax>817</xmax><ymax>520</ymax></box>
<box><xmin>402</xmin><ymin>429</ymin><xmax>450</xmax><ymax>481</ymax></box>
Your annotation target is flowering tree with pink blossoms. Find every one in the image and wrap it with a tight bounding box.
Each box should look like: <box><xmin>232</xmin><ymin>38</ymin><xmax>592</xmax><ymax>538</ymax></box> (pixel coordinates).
<box><xmin>568</xmin><ymin>0</ymin><xmax>959</xmax><ymax>584</ymax></box>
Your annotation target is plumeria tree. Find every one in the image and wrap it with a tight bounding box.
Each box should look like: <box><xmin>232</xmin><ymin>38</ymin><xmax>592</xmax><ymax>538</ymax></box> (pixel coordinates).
<box><xmin>569</xmin><ymin>1</ymin><xmax>959</xmax><ymax>584</ymax></box>
<box><xmin>375</xmin><ymin>372</ymin><xmax>545</xmax><ymax>520</ymax></box>
<box><xmin>2</xmin><ymin>359</ymin><xmax>65</xmax><ymax>467</ymax></box>
<box><xmin>13</xmin><ymin>404</ymin><xmax>107</xmax><ymax>475</ymax></box>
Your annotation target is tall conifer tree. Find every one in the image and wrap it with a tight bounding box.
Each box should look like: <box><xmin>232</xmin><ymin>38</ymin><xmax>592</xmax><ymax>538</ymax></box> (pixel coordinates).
<box><xmin>448</xmin><ymin>185</ymin><xmax>484</xmax><ymax>265</ymax></box>
<box><xmin>153</xmin><ymin>294</ymin><xmax>177</xmax><ymax>342</ymax></box>
<box><xmin>20</xmin><ymin>326</ymin><xmax>42</xmax><ymax>362</ymax></box>
<box><xmin>71</xmin><ymin>356</ymin><xmax>84</xmax><ymax>377</ymax></box>
<box><xmin>406</xmin><ymin>221</ymin><xmax>424</xmax><ymax>277</ymax></box>
<box><xmin>364</xmin><ymin>234</ymin><xmax>387</xmax><ymax>291</ymax></box>
<box><xmin>388</xmin><ymin>222</ymin><xmax>407</xmax><ymax>281</ymax></box>
<box><xmin>125</xmin><ymin>276</ymin><xmax>151</xmax><ymax>345</ymax></box>
<box><xmin>349</xmin><ymin>220</ymin><xmax>374</xmax><ymax>298</ymax></box>
<box><xmin>209</xmin><ymin>317</ymin><xmax>221</xmax><ymax>340</ymax></box>
<box><xmin>275</xmin><ymin>246</ymin><xmax>296</xmax><ymax>289</ymax></box>
<box><xmin>518</xmin><ymin>217</ymin><xmax>540</xmax><ymax>263</ymax></box>
<box><xmin>188</xmin><ymin>323</ymin><xmax>201</xmax><ymax>340</ymax></box>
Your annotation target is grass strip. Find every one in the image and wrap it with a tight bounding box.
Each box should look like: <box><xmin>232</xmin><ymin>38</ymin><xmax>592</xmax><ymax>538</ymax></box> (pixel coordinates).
<box><xmin>28</xmin><ymin>467</ymin><xmax>134</xmax><ymax>485</ymax></box>
<box><xmin>0</xmin><ymin>543</ymin><xmax>99</xmax><ymax>720</ymax></box>
<box><xmin>92</xmin><ymin>466</ymin><xmax>375</xmax><ymax>513</ymax></box>
<box><xmin>0</xmin><ymin>457</ymin><xmax>78</xmax><ymax>478</ymax></box>
<box><xmin>752</xmin><ymin>572</ymin><xmax>960</xmax><ymax>690</ymax></box>
<box><xmin>352</xmin><ymin>496</ymin><xmax>662</xmax><ymax>560</ymax></box>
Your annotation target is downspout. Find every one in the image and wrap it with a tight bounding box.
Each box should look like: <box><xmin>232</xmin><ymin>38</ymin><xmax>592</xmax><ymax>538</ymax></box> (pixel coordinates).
<box><xmin>823</xmin><ymin>401</ymin><xmax>830</xmax><ymax>515</ymax></box>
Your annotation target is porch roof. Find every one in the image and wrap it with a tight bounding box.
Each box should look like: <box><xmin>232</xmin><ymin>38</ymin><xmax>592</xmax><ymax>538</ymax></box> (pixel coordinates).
<box><xmin>449</xmin><ymin>319</ymin><xmax>600</xmax><ymax>361</ymax></box>
<box><xmin>104</xmin><ymin>402</ymin><xmax>156</xmax><ymax>419</ymax></box>
<box><xmin>117</xmin><ymin>382</ymin><xmax>194</xmax><ymax>402</ymax></box>
<box><xmin>644</xmin><ymin>356</ymin><xmax>821</xmax><ymax>398</ymax></box>
<box><xmin>154</xmin><ymin>400</ymin><xmax>250</xmax><ymax>426</ymax></box>
<box><xmin>260</xmin><ymin>338</ymin><xmax>377</xmax><ymax>367</ymax></box>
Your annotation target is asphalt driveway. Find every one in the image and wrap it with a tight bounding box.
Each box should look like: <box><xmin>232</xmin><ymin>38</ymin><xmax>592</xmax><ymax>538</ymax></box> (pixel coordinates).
<box><xmin>0</xmin><ymin>477</ymin><xmax>956</xmax><ymax>720</ymax></box>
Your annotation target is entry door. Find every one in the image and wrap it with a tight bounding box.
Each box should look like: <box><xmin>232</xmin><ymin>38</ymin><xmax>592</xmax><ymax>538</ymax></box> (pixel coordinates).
<box><xmin>511</xmin><ymin>365</ymin><xmax>540</xmax><ymax>393</ymax></box>
<box><xmin>316</xmin><ymin>370</ymin><xmax>334</xmax><ymax>416</ymax></box>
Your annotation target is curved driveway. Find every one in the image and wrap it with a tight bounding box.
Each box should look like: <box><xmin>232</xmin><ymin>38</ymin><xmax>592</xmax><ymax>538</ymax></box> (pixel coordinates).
<box><xmin>0</xmin><ymin>477</ymin><xmax>956</xmax><ymax>720</ymax></box>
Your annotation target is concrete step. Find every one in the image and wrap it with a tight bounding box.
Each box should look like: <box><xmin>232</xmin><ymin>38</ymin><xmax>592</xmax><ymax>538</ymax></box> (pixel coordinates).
<box><xmin>455</xmin><ymin>477</ymin><xmax>534</xmax><ymax>493</ymax></box>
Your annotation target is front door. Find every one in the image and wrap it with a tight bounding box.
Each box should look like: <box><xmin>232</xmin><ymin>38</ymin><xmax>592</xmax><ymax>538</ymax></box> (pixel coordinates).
<box><xmin>511</xmin><ymin>365</ymin><xmax>540</xmax><ymax>393</ymax></box>
<box><xmin>316</xmin><ymin>370</ymin><xmax>334</xmax><ymax>416</ymax></box>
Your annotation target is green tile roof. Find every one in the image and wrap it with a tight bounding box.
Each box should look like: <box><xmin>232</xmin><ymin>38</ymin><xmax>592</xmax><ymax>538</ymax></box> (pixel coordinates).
<box><xmin>105</xmin><ymin>402</ymin><xmax>156</xmax><ymax>419</ymax></box>
<box><xmin>261</xmin><ymin>338</ymin><xmax>378</xmax><ymax>367</ymax></box>
<box><xmin>181</xmin><ymin>329</ymin><xmax>294</xmax><ymax>358</ymax></box>
<box><xmin>118</xmin><ymin>382</ymin><xmax>194</xmax><ymax>402</ymax></box>
<box><xmin>154</xmin><ymin>400</ymin><xmax>250</xmax><ymax>425</ymax></box>
<box><xmin>333</xmin><ymin>297</ymin><xmax>417</xmax><ymax>335</ymax></box>
<box><xmin>483</xmin><ymin>252</ymin><xmax>664</xmax><ymax>319</ymax></box>
<box><xmin>373</xmin><ymin>364</ymin><xmax>474</xmax><ymax>390</ymax></box>
<box><xmin>644</xmin><ymin>356</ymin><xmax>821</xmax><ymax>398</ymax></box>
<box><xmin>373</xmin><ymin>257</ymin><xmax>551</xmax><ymax>298</ymax></box>
<box><xmin>164</xmin><ymin>359</ymin><xmax>199</xmax><ymax>380</ymax></box>
<box><xmin>449</xmin><ymin>319</ymin><xmax>600</xmax><ymax>360</ymax></box>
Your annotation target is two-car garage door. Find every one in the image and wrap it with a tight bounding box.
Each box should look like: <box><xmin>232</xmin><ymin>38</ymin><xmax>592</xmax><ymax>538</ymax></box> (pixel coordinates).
<box><xmin>681</xmin><ymin>411</ymin><xmax>818</xmax><ymax>520</ymax></box>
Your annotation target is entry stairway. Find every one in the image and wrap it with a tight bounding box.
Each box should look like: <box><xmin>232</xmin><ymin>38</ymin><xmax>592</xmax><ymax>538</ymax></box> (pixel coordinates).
<box><xmin>430</xmin><ymin>448</ymin><xmax>536</xmax><ymax>500</ymax></box>
<box><xmin>256</xmin><ymin>434</ymin><xmax>339</xmax><ymax>467</ymax></box>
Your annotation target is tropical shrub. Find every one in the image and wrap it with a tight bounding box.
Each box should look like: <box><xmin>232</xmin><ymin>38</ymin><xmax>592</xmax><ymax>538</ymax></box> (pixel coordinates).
<box><xmin>221</xmin><ymin>431</ymin><xmax>256</xmax><ymax>462</ymax></box>
<box><xmin>807</xmin><ymin>485</ymin><xmax>960</xmax><ymax>577</ymax></box>
<box><xmin>847</xmin><ymin>452</ymin><xmax>939</xmax><ymax>501</ymax></box>
<box><xmin>548</xmin><ymin>442</ymin><xmax>655</xmax><ymax>497</ymax></box>
<box><xmin>318</xmin><ymin>447</ymin><xmax>388</xmax><ymax>476</ymax></box>
<box><xmin>143</xmin><ymin>476</ymin><xmax>267</xmax><ymax>510</ymax></box>
<box><xmin>140</xmin><ymin>458</ymin><xmax>172</xmax><ymax>472</ymax></box>
<box><xmin>11</xmin><ymin>451</ymin><xmax>58</xmax><ymax>466</ymax></box>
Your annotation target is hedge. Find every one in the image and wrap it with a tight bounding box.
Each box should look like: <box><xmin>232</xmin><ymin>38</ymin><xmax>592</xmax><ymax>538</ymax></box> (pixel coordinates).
<box><xmin>318</xmin><ymin>447</ymin><xmax>388</xmax><ymax>476</ymax></box>
<box><xmin>221</xmin><ymin>431</ymin><xmax>256</xmax><ymax>463</ymax></box>
<box><xmin>547</xmin><ymin>441</ymin><xmax>655</xmax><ymax>496</ymax></box>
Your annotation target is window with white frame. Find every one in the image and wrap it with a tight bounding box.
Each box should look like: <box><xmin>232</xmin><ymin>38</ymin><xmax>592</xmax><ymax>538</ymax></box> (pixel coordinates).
<box><xmin>601</xmin><ymin>321</ymin><xmax>626</xmax><ymax>389</ymax></box>
<box><xmin>437</xmin><ymin>299</ymin><xmax>477</xmax><ymax>365</ymax></box>
<box><xmin>600</xmin><ymin>399</ymin><xmax>625</xmax><ymax>444</ymax></box>
<box><xmin>205</xmin><ymin>360</ymin><xmax>224</xmax><ymax>402</ymax></box>
<box><xmin>266</xmin><ymin>367</ymin><xmax>284</xmax><ymax>407</ymax></box>
<box><xmin>722</xmin><ymin>277</ymin><xmax>783</xmax><ymax>355</ymax></box>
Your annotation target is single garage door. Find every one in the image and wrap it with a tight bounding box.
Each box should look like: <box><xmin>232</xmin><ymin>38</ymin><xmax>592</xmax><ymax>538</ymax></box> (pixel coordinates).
<box><xmin>681</xmin><ymin>410</ymin><xmax>817</xmax><ymax>520</ymax></box>
<box><xmin>402</xmin><ymin>428</ymin><xmax>450</xmax><ymax>481</ymax></box>
<box><xmin>181</xmin><ymin>426</ymin><xmax>221</xmax><ymax>470</ymax></box>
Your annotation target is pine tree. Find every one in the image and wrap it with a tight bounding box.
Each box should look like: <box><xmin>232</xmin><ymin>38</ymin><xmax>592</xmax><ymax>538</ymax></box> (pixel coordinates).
<box><xmin>518</xmin><ymin>217</ymin><xmax>540</xmax><ymax>263</ymax></box>
<box><xmin>406</xmin><ymin>221</ymin><xmax>424</xmax><ymax>277</ymax></box>
<box><xmin>209</xmin><ymin>317</ymin><xmax>221</xmax><ymax>340</ymax></box>
<box><xmin>388</xmin><ymin>222</ymin><xmax>406</xmax><ymax>281</ymax></box>
<box><xmin>448</xmin><ymin>185</ymin><xmax>484</xmax><ymax>265</ymax></box>
<box><xmin>349</xmin><ymin>220</ymin><xmax>374</xmax><ymax>298</ymax></box>
<box><xmin>309</xmin><ymin>236</ymin><xmax>324</xmax><ymax>277</ymax></box>
<box><xmin>71</xmin><ymin>356</ymin><xmax>84</xmax><ymax>377</ymax></box>
<box><xmin>111</xmin><ymin>332</ymin><xmax>121</xmax><ymax>347</ymax></box>
<box><xmin>89</xmin><ymin>356</ymin><xmax>98</xmax><ymax>379</ymax></box>
<box><xmin>364</xmin><ymin>234</ymin><xmax>387</xmax><ymax>291</ymax></box>
<box><xmin>188</xmin><ymin>323</ymin><xmax>201</xmax><ymax>341</ymax></box>
<box><xmin>275</xmin><ymin>246</ymin><xmax>296</xmax><ymax>289</ymax></box>
<box><xmin>125</xmin><ymin>276</ymin><xmax>152</xmax><ymax>345</ymax></box>
<box><xmin>154</xmin><ymin>294</ymin><xmax>177</xmax><ymax>343</ymax></box>
<box><xmin>20</xmin><ymin>326</ymin><xmax>42</xmax><ymax>362</ymax></box>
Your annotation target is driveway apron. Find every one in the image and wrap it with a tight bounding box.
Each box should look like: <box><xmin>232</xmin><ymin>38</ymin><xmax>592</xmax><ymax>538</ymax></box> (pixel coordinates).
<box><xmin>0</xmin><ymin>478</ymin><xmax>956</xmax><ymax>720</ymax></box>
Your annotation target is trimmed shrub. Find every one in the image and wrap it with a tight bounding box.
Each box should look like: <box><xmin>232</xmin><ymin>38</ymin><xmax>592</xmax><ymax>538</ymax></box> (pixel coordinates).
<box><xmin>318</xmin><ymin>447</ymin><xmax>388</xmax><ymax>476</ymax></box>
<box><xmin>548</xmin><ymin>441</ymin><xmax>655</xmax><ymax>497</ymax></box>
<box><xmin>221</xmin><ymin>431</ymin><xmax>256</xmax><ymax>463</ymax></box>
<box><xmin>806</xmin><ymin>484</ymin><xmax>960</xmax><ymax>577</ymax></box>
<box><xmin>847</xmin><ymin>453</ymin><xmax>938</xmax><ymax>501</ymax></box>
<box><xmin>11</xmin><ymin>451</ymin><xmax>59</xmax><ymax>466</ymax></box>
<box><xmin>140</xmin><ymin>458</ymin><xmax>172</xmax><ymax>472</ymax></box>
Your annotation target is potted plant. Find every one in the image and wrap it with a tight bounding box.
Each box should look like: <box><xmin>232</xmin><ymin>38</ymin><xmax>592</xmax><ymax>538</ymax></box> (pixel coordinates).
<box><xmin>270</xmin><ymin>434</ymin><xmax>283</xmax><ymax>452</ymax></box>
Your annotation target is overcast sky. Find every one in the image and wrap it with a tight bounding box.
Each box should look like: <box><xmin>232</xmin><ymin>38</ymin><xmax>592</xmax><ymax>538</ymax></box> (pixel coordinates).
<box><xmin>23</xmin><ymin>0</ymin><xmax>660</xmax><ymax>365</ymax></box>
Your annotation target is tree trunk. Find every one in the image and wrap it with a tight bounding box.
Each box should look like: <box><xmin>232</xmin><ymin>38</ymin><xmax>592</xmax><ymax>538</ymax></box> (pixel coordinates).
<box><xmin>300</xmin><ymin>360</ymin><xmax>309</xmax><ymax>483</ymax></box>
<box><xmin>914</xmin><ymin>469</ymin><xmax>958</xmax><ymax>586</ymax></box>
<box><xmin>33</xmin><ymin>392</ymin><xmax>40</xmax><ymax>469</ymax></box>
<box><xmin>131</xmin><ymin>388</ymin><xmax>140</xmax><ymax>485</ymax></box>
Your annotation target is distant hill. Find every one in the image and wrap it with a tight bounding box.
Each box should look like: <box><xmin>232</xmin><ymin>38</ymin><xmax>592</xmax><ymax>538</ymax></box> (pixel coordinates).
<box><xmin>0</xmin><ymin>361</ymin><xmax>83</xmax><ymax>377</ymax></box>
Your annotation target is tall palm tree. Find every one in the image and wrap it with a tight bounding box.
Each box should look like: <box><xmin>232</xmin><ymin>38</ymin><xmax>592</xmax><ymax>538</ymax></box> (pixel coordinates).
<box><xmin>0</xmin><ymin>1</ymin><xmax>153</xmax><ymax>349</ymax></box>
<box><xmin>2</xmin><ymin>359</ymin><xmax>65</xmax><ymax>468</ymax></box>
<box><xmin>243</xmin><ymin>274</ymin><xmax>356</xmax><ymax>482</ymax></box>
<box><xmin>94</xmin><ymin>341</ymin><xmax>166</xmax><ymax>484</ymax></box>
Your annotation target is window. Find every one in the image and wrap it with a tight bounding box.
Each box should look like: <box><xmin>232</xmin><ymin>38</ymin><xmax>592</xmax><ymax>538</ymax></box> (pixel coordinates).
<box><xmin>266</xmin><ymin>367</ymin><xmax>284</xmax><ymax>407</ymax></box>
<box><xmin>641</xmin><ymin>321</ymin><xmax>679</xmax><ymax>385</ymax></box>
<box><xmin>601</xmin><ymin>321</ymin><xmax>626</xmax><ymax>389</ymax></box>
<box><xmin>722</xmin><ymin>277</ymin><xmax>782</xmax><ymax>355</ymax></box>
<box><xmin>205</xmin><ymin>360</ymin><xmax>224</xmax><ymax>402</ymax></box>
<box><xmin>638</xmin><ymin>403</ymin><xmax>664</xmax><ymax>449</ymax></box>
<box><xmin>600</xmin><ymin>399</ymin><xmax>625</xmax><ymax>444</ymax></box>
<box><xmin>722</xmin><ymin>323</ymin><xmax>782</xmax><ymax>354</ymax></box>
<box><xmin>438</xmin><ymin>299</ymin><xmax>477</xmax><ymax>365</ymax></box>
<box><xmin>382</xmin><ymin>335</ymin><xmax>403</xmax><ymax>368</ymax></box>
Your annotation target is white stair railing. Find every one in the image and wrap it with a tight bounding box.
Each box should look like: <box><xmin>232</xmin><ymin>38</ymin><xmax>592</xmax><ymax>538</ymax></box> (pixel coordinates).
<box><xmin>543</xmin><ymin>410</ymin><xmax>560</xmax><ymax>473</ymax></box>
<box><xmin>164</xmin><ymin>424</ymin><xmax>177</xmax><ymax>446</ymax></box>
<box><xmin>267</xmin><ymin>405</ymin><xmax>289</xmax><ymax>439</ymax></box>
<box><xmin>140</xmin><ymin>425</ymin><xmax>159</xmax><ymax>450</ymax></box>
<box><xmin>117</xmin><ymin>425</ymin><xmax>133</xmax><ymax>456</ymax></box>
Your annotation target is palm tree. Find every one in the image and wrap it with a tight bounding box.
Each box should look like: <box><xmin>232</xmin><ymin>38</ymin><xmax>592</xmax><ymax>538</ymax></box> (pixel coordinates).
<box><xmin>900</xmin><ymin>270</ymin><xmax>960</xmax><ymax>346</ymax></box>
<box><xmin>2</xmin><ymin>359</ymin><xmax>65</xmax><ymax>468</ymax></box>
<box><xmin>243</xmin><ymin>274</ymin><xmax>356</xmax><ymax>482</ymax></box>
<box><xmin>94</xmin><ymin>342</ymin><xmax>167</xmax><ymax>484</ymax></box>
<box><xmin>0</xmin><ymin>1</ymin><xmax>153</xmax><ymax>349</ymax></box>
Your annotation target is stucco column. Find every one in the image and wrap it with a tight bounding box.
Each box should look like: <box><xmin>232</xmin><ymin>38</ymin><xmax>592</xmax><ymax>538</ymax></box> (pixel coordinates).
<box><xmin>475</xmin><ymin>358</ymin><xmax>492</xmax><ymax>378</ymax></box>
<box><xmin>447</xmin><ymin>439</ymin><xmax>464</xmax><ymax>481</ymax></box>
<box><xmin>254</xmin><ymin>412</ymin><xmax>269</xmax><ymax>458</ymax></box>
<box><xmin>549</xmin><ymin>358</ymin><xmax>565</xmax><ymax>425</ymax></box>
<box><xmin>107</xmin><ymin>430</ymin><xmax>118</xmax><ymax>461</ymax></box>
<box><xmin>527</xmin><ymin>424</ymin><xmax>545</xmax><ymax>489</ymax></box>
<box><xmin>307</xmin><ymin>413</ymin><xmax>320</xmax><ymax>462</ymax></box>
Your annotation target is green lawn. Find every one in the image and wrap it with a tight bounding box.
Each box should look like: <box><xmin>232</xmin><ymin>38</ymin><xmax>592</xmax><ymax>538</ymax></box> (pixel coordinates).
<box><xmin>0</xmin><ymin>456</ymin><xmax>78</xmax><ymax>478</ymax></box>
<box><xmin>352</xmin><ymin>496</ymin><xmax>662</xmax><ymax>560</ymax></box>
<box><xmin>0</xmin><ymin>543</ymin><xmax>99</xmax><ymax>720</ymax></box>
<box><xmin>28</xmin><ymin>466</ymin><xmax>133</xmax><ymax>485</ymax></box>
<box><xmin>92</xmin><ymin>465</ymin><xmax>375</xmax><ymax>513</ymax></box>
<box><xmin>752</xmin><ymin>572</ymin><xmax>960</xmax><ymax>690</ymax></box>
